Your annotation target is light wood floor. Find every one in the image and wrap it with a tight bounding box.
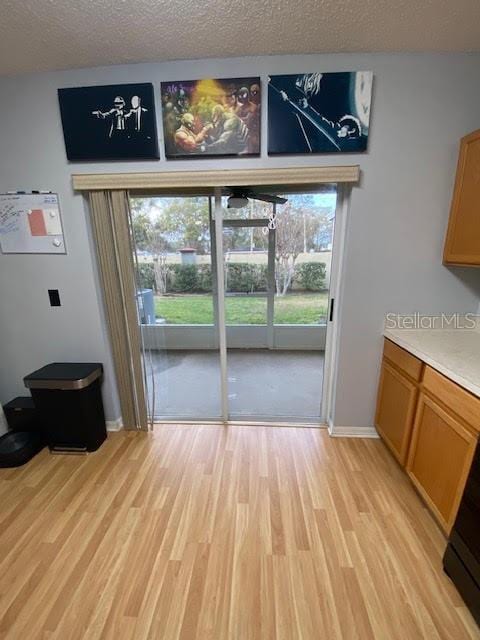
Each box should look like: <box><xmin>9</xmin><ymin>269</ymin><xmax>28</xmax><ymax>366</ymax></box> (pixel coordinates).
<box><xmin>0</xmin><ymin>426</ymin><xmax>478</xmax><ymax>640</ymax></box>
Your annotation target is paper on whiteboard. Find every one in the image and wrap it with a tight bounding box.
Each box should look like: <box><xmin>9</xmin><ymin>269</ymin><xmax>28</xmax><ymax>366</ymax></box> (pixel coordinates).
<box><xmin>0</xmin><ymin>193</ymin><xmax>65</xmax><ymax>254</ymax></box>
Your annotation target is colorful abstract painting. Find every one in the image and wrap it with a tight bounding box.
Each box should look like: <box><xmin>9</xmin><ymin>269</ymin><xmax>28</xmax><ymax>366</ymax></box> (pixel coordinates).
<box><xmin>161</xmin><ymin>78</ymin><xmax>261</xmax><ymax>158</ymax></box>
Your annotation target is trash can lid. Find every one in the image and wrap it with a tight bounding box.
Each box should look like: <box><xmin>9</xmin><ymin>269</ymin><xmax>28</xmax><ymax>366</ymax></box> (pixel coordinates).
<box><xmin>3</xmin><ymin>396</ymin><xmax>35</xmax><ymax>410</ymax></box>
<box><xmin>24</xmin><ymin>363</ymin><xmax>103</xmax><ymax>390</ymax></box>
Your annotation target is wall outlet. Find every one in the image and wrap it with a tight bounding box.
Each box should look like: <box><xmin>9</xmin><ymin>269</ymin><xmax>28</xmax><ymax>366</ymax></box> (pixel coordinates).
<box><xmin>48</xmin><ymin>289</ymin><xmax>61</xmax><ymax>307</ymax></box>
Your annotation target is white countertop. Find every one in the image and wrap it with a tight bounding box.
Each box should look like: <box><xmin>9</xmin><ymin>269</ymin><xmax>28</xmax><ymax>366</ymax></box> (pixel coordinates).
<box><xmin>384</xmin><ymin>325</ymin><xmax>480</xmax><ymax>399</ymax></box>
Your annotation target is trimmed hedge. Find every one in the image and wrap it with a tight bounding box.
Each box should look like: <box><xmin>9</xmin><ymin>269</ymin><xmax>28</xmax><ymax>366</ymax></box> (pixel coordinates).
<box><xmin>196</xmin><ymin>264</ymin><xmax>213</xmax><ymax>292</ymax></box>
<box><xmin>136</xmin><ymin>261</ymin><xmax>326</xmax><ymax>293</ymax></box>
<box><xmin>296</xmin><ymin>262</ymin><xmax>327</xmax><ymax>291</ymax></box>
<box><xmin>136</xmin><ymin>263</ymin><xmax>155</xmax><ymax>290</ymax></box>
<box><xmin>167</xmin><ymin>264</ymin><xmax>212</xmax><ymax>293</ymax></box>
<box><xmin>226</xmin><ymin>263</ymin><xmax>267</xmax><ymax>293</ymax></box>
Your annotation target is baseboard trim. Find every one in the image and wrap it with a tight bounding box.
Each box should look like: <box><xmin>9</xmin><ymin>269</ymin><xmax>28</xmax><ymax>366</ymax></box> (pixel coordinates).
<box><xmin>328</xmin><ymin>420</ymin><xmax>379</xmax><ymax>438</ymax></box>
<box><xmin>106</xmin><ymin>418</ymin><xmax>123</xmax><ymax>432</ymax></box>
<box><xmin>106</xmin><ymin>418</ymin><xmax>377</xmax><ymax>437</ymax></box>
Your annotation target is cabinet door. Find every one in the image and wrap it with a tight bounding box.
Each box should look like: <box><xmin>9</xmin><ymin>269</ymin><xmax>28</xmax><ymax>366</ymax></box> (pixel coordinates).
<box><xmin>375</xmin><ymin>359</ymin><xmax>418</xmax><ymax>467</ymax></box>
<box><xmin>407</xmin><ymin>393</ymin><xmax>477</xmax><ymax>534</ymax></box>
<box><xmin>443</xmin><ymin>129</ymin><xmax>480</xmax><ymax>266</ymax></box>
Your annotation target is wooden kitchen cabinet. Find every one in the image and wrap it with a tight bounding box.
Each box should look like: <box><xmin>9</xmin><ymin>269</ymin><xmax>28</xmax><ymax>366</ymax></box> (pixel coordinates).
<box><xmin>376</xmin><ymin>361</ymin><xmax>418</xmax><ymax>466</ymax></box>
<box><xmin>376</xmin><ymin>341</ymin><xmax>480</xmax><ymax>535</ymax></box>
<box><xmin>407</xmin><ymin>389</ymin><xmax>477</xmax><ymax>534</ymax></box>
<box><xmin>375</xmin><ymin>340</ymin><xmax>423</xmax><ymax>466</ymax></box>
<box><xmin>443</xmin><ymin>129</ymin><xmax>480</xmax><ymax>266</ymax></box>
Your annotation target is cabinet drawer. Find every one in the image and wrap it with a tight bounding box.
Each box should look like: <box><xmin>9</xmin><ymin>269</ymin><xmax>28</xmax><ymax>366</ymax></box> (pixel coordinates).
<box><xmin>423</xmin><ymin>366</ymin><xmax>480</xmax><ymax>433</ymax></box>
<box><xmin>383</xmin><ymin>339</ymin><xmax>423</xmax><ymax>381</ymax></box>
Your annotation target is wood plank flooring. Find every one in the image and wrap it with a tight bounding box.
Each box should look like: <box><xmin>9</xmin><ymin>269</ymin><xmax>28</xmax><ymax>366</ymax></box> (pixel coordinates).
<box><xmin>0</xmin><ymin>425</ymin><xmax>478</xmax><ymax>639</ymax></box>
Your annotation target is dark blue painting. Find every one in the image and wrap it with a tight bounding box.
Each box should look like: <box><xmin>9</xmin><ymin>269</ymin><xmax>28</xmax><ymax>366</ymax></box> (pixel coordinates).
<box><xmin>268</xmin><ymin>72</ymin><xmax>373</xmax><ymax>155</ymax></box>
<box><xmin>58</xmin><ymin>83</ymin><xmax>159</xmax><ymax>161</ymax></box>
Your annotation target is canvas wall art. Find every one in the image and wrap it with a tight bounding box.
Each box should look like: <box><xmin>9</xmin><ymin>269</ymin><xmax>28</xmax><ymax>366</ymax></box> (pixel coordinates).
<box><xmin>268</xmin><ymin>72</ymin><xmax>373</xmax><ymax>154</ymax></box>
<box><xmin>161</xmin><ymin>78</ymin><xmax>261</xmax><ymax>158</ymax></box>
<box><xmin>58</xmin><ymin>83</ymin><xmax>159</xmax><ymax>160</ymax></box>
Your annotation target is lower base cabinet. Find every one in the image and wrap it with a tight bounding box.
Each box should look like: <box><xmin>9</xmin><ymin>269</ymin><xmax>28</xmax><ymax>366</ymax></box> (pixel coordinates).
<box><xmin>376</xmin><ymin>339</ymin><xmax>480</xmax><ymax>535</ymax></box>
<box><xmin>406</xmin><ymin>392</ymin><xmax>477</xmax><ymax>533</ymax></box>
<box><xmin>376</xmin><ymin>361</ymin><xmax>418</xmax><ymax>466</ymax></box>
<box><xmin>375</xmin><ymin>339</ymin><xmax>423</xmax><ymax>466</ymax></box>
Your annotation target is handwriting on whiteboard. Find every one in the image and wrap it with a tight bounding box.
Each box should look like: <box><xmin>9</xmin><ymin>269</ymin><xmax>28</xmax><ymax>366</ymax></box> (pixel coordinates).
<box><xmin>0</xmin><ymin>193</ymin><xmax>65</xmax><ymax>254</ymax></box>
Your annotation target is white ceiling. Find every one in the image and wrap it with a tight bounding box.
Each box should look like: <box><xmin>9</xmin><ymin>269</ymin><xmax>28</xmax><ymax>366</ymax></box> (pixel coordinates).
<box><xmin>1</xmin><ymin>0</ymin><xmax>479</xmax><ymax>76</ymax></box>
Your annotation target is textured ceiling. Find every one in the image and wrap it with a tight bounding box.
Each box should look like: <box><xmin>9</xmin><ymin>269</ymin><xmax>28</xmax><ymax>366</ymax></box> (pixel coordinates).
<box><xmin>1</xmin><ymin>0</ymin><xmax>479</xmax><ymax>76</ymax></box>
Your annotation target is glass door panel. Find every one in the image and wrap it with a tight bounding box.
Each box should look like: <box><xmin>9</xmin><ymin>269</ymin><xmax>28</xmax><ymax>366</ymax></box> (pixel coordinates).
<box><xmin>223</xmin><ymin>218</ymin><xmax>270</xmax><ymax>327</ymax></box>
<box><xmin>130</xmin><ymin>195</ymin><xmax>222</xmax><ymax>420</ymax></box>
<box><xmin>222</xmin><ymin>189</ymin><xmax>337</xmax><ymax>422</ymax></box>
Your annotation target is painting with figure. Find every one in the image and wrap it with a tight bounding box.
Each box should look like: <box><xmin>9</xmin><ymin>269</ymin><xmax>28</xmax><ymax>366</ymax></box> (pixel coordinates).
<box><xmin>58</xmin><ymin>83</ymin><xmax>159</xmax><ymax>160</ymax></box>
<box><xmin>161</xmin><ymin>77</ymin><xmax>261</xmax><ymax>158</ymax></box>
<box><xmin>268</xmin><ymin>72</ymin><xmax>373</xmax><ymax>154</ymax></box>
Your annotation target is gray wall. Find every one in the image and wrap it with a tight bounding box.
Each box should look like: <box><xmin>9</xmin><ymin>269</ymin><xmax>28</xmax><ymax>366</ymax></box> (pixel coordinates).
<box><xmin>0</xmin><ymin>53</ymin><xmax>479</xmax><ymax>427</ymax></box>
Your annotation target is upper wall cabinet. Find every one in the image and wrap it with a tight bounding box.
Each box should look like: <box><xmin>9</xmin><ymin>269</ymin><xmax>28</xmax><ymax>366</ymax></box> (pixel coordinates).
<box><xmin>443</xmin><ymin>130</ymin><xmax>480</xmax><ymax>267</ymax></box>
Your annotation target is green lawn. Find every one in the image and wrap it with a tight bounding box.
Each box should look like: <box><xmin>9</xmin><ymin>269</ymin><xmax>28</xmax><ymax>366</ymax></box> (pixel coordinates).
<box><xmin>154</xmin><ymin>293</ymin><xmax>328</xmax><ymax>325</ymax></box>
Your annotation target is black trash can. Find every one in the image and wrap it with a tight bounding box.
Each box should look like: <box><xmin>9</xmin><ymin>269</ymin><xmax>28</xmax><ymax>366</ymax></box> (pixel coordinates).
<box><xmin>24</xmin><ymin>363</ymin><xmax>107</xmax><ymax>453</ymax></box>
<box><xmin>3</xmin><ymin>396</ymin><xmax>38</xmax><ymax>432</ymax></box>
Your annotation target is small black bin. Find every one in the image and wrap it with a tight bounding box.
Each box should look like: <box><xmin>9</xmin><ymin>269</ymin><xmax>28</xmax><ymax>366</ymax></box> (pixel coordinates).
<box><xmin>0</xmin><ymin>431</ymin><xmax>45</xmax><ymax>468</ymax></box>
<box><xmin>3</xmin><ymin>396</ymin><xmax>38</xmax><ymax>432</ymax></box>
<box><xmin>24</xmin><ymin>363</ymin><xmax>107</xmax><ymax>453</ymax></box>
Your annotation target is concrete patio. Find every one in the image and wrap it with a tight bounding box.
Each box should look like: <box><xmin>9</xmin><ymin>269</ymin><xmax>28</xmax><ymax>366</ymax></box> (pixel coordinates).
<box><xmin>145</xmin><ymin>349</ymin><xmax>325</xmax><ymax>422</ymax></box>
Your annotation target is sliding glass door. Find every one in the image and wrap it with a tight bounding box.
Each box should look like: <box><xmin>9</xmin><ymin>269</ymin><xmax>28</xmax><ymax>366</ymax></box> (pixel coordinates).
<box><xmin>219</xmin><ymin>190</ymin><xmax>336</xmax><ymax>422</ymax></box>
<box><xmin>130</xmin><ymin>186</ymin><xmax>337</xmax><ymax>423</ymax></box>
<box><xmin>130</xmin><ymin>195</ymin><xmax>222</xmax><ymax>420</ymax></box>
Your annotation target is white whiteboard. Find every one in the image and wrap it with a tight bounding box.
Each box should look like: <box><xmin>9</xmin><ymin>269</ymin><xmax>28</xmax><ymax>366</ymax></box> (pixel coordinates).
<box><xmin>0</xmin><ymin>193</ymin><xmax>65</xmax><ymax>254</ymax></box>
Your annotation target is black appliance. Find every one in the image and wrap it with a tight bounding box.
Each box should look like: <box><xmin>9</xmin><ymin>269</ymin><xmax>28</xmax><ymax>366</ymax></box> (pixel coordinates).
<box><xmin>443</xmin><ymin>442</ymin><xmax>480</xmax><ymax>626</ymax></box>
<box><xmin>24</xmin><ymin>363</ymin><xmax>107</xmax><ymax>453</ymax></box>
<box><xmin>3</xmin><ymin>396</ymin><xmax>38</xmax><ymax>432</ymax></box>
<box><xmin>0</xmin><ymin>431</ymin><xmax>45</xmax><ymax>468</ymax></box>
